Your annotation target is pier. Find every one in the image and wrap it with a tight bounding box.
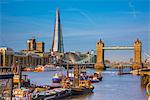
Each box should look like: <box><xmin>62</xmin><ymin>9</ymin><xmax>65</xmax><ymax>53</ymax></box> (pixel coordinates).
<box><xmin>139</xmin><ymin>68</ymin><xmax>150</xmax><ymax>100</ymax></box>
<box><xmin>0</xmin><ymin>67</ymin><xmax>14</xmax><ymax>100</ymax></box>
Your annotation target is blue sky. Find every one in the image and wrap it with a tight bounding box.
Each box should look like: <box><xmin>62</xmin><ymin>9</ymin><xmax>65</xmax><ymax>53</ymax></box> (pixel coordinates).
<box><xmin>0</xmin><ymin>0</ymin><xmax>150</xmax><ymax>61</ymax></box>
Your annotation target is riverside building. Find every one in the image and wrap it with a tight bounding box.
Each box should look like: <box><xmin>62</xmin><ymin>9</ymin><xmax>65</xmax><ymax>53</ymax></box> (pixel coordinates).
<box><xmin>0</xmin><ymin>38</ymin><xmax>50</xmax><ymax>67</ymax></box>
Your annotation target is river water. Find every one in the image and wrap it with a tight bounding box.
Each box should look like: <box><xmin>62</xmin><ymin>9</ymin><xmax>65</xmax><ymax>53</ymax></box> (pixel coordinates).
<box><xmin>23</xmin><ymin>68</ymin><xmax>146</xmax><ymax>100</ymax></box>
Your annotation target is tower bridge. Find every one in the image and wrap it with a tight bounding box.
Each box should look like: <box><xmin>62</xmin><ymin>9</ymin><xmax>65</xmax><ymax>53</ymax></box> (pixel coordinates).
<box><xmin>95</xmin><ymin>39</ymin><xmax>142</xmax><ymax>70</ymax></box>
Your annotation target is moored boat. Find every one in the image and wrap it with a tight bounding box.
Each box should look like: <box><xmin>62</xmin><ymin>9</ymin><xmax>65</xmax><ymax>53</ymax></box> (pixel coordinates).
<box><xmin>45</xmin><ymin>64</ymin><xmax>65</xmax><ymax>71</ymax></box>
<box><xmin>34</xmin><ymin>64</ymin><xmax>65</xmax><ymax>72</ymax></box>
<box><xmin>71</xmin><ymin>80</ymin><xmax>94</xmax><ymax>95</ymax></box>
<box><xmin>90</xmin><ymin>77</ymin><xmax>100</xmax><ymax>83</ymax></box>
<box><xmin>94</xmin><ymin>72</ymin><xmax>103</xmax><ymax>80</ymax></box>
<box><xmin>32</xmin><ymin>88</ymin><xmax>71</xmax><ymax>100</ymax></box>
<box><xmin>71</xmin><ymin>86</ymin><xmax>94</xmax><ymax>95</ymax></box>
<box><xmin>70</xmin><ymin>65</ymin><xmax>94</xmax><ymax>95</ymax></box>
<box><xmin>13</xmin><ymin>74</ymin><xmax>30</xmax><ymax>87</ymax></box>
<box><xmin>89</xmin><ymin>72</ymin><xmax>103</xmax><ymax>83</ymax></box>
<box><xmin>52</xmin><ymin>73</ymin><xmax>64</xmax><ymax>83</ymax></box>
<box><xmin>50</xmin><ymin>83</ymin><xmax>62</xmax><ymax>89</ymax></box>
<box><xmin>22</xmin><ymin>67</ymin><xmax>34</xmax><ymax>72</ymax></box>
<box><xmin>13</xmin><ymin>87</ymin><xmax>32</xmax><ymax>100</ymax></box>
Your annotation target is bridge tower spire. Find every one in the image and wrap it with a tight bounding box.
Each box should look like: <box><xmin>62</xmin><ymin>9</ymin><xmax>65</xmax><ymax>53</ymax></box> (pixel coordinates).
<box><xmin>94</xmin><ymin>39</ymin><xmax>105</xmax><ymax>69</ymax></box>
<box><xmin>132</xmin><ymin>38</ymin><xmax>142</xmax><ymax>69</ymax></box>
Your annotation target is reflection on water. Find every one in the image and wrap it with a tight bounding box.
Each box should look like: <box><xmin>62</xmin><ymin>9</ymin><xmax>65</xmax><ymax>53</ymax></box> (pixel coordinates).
<box><xmin>23</xmin><ymin>68</ymin><xmax>146</xmax><ymax>100</ymax></box>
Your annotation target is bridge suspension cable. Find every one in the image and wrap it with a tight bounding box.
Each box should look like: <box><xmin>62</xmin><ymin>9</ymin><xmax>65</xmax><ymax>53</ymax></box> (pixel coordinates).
<box><xmin>144</xmin><ymin>52</ymin><xmax>150</xmax><ymax>58</ymax></box>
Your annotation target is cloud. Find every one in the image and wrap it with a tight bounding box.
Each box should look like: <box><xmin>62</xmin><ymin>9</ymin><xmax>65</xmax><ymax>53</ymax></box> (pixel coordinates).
<box><xmin>63</xmin><ymin>7</ymin><xmax>96</xmax><ymax>25</ymax></box>
<box><xmin>128</xmin><ymin>0</ymin><xmax>137</xmax><ymax>18</ymax></box>
<box><xmin>79</xmin><ymin>11</ymin><xmax>95</xmax><ymax>25</ymax></box>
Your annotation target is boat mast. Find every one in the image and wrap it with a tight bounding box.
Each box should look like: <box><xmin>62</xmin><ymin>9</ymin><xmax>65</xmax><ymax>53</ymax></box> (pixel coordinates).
<box><xmin>15</xmin><ymin>61</ymin><xmax>22</xmax><ymax>88</ymax></box>
<box><xmin>66</xmin><ymin>64</ymin><xmax>69</xmax><ymax>79</ymax></box>
<box><xmin>18</xmin><ymin>62</ymin><xmax>22</xmax><ymax>88</ymax></box>
<box><xmin>73</xmin><ymin>65</ymin><xmax>80</xmax><ymax>88</ymax></box>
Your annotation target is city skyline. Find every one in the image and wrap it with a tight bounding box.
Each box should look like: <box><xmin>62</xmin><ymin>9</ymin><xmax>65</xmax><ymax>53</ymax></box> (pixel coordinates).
<box><xmin>1</xmin><ymin>0</ymin><xmax>150</xmax><ymax>61</ymax></box>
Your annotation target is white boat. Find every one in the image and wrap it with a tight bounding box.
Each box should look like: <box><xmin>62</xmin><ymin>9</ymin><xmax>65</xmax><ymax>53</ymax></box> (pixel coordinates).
<box><xmin>45</xmin><ymin>64</ymin><xmax>64</xmax><ymax>71</ymax></box>
<box><xmin>35</xmin><ymin>64</ymin><xmax>64</xmax><ymax>72</ymax></box>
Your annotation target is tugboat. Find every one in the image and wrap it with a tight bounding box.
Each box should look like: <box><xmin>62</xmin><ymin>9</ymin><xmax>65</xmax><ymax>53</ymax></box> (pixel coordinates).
<box><xmin>70</xmin><ymin>65</ymin><xmax>94</xmax><ymax>95</ymax></box>
<box><xmin>52</xmin><ymin>73</ymin><xmax>64</xmax><ymax>83</ymax></box>
<box><xmin>71</xmin><ymin>80</ymin><xmax>94</xmax><ymax>95</ymax></box>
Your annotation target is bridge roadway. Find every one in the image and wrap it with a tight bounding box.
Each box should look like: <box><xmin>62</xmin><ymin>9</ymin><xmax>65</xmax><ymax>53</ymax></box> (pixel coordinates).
<box><xmin>103</xmin><ymin>46</ymin><xmax>134</xmax><ymax>50</ymax></box>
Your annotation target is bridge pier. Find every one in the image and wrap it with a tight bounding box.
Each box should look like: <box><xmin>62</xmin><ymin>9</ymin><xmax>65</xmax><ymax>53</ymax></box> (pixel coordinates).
<box><xmin>94</xmin><ymin>63</ymin><xmax>105</xmax><ymax>69</ymax></box>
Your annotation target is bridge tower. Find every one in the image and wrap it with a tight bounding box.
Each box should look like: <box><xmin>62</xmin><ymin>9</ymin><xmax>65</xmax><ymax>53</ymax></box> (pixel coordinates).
<box><xmin>132</xmin><ymin>38</ymin><xmax>142</xmax><ymax>69</ymax></box>
<box><xmin>94</xmin><ymin>39</ymin><xmax>105</xmax><ymax>69</ymax></box>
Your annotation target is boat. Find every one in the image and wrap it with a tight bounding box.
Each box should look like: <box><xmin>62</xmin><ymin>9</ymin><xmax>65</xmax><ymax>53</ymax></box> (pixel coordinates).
<box><xmin>70</xmin><ymin>65</ymin><xmax>94</xmax><ymax>95</ymax></box>
<box><xmin>94</xmin><ymin>72</ymin><xmax>103</xmax><ymax>80</ymax></box>
<box><xmin>13</xmin><ymin>87</ymin><xmax>32</xmax><ymax>100</ymax></box>
<box><xmin>61</xmin><ymin>65</ymin><xmax>94</xmax><ymax>95</ymax></box>
<box><xmin>53</xmin><ymin>88</ymin><xmax>71</xmax><ymax>99</ymax></box>
<box><xmin>52</xmin><ymin>73</ymin><xmax>64</xmax><ymax>83</ymax></box>
<box><xmin>32</xmin><ymin>88</ymin><xmax>71</xmax><ymax>100</ymax></box>
<box><xmin>13</xmin><ymin>74</ymin><xmax>30</xmax><ymax>87</ymax></box>
<box><xmin>45</xmin><ymin>64</ymin><xmax>64</xmax><ymax>71</ymax></box>
<box><xmin>34</xmin><ymin>64</ymin><xmax>64</xmax><ymax>72</ymax></box>
<box><xmin>34</xmin><ymin>65</ymin><xmax>45</xmax><ymax>72</ymax></box>
<box><xmin>71</xmin><ymin>80</ymin><xmax>94</xmax><ymax>95</ymax></box>
<box><xmin>90</xmin><ymin>77</ymin><xmax>100</xmax><ymax>83</ymax></box>
<box><xmin>50</xmin><ymin>83</ymin><xmax>62</xmax><ymax>89</ymax></box>
<box><xmin>22</xmin><ymin>67</ymin><xmax>34</xmax><ymax>72</ymax></box>
<box><xmin>89</xmin><ymin>72</ymin><xmax>103</xmax><ymax>83</ymax></box>
<box><xmin>32</xmin><ymin>90</ymin><xmax>56</xmax><ymax>100</ymax></box>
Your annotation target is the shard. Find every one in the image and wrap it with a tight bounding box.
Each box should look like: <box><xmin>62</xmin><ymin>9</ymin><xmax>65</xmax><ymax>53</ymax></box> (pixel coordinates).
<box><xmin>52</xmin><ymin>8</ymin><xmax>64</xmax><ymax>53</ymax></box>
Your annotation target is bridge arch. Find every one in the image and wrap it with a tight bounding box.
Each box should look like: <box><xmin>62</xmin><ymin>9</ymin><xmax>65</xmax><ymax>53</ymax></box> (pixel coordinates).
<box><xmin>94</xmin><ymin>39</ymin><xmax>142</xmax><ymax>70</ymax></box>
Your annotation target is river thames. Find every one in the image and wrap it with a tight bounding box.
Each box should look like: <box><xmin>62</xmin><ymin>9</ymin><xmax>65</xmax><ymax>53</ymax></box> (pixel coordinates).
<box><xmin>23</xmin><ymin>68</ymin><xmax>146</xmax><ymax>100</ymax></box>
